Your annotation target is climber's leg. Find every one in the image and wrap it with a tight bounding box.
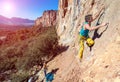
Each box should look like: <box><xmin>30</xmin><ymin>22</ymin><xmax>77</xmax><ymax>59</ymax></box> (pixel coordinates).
<box><xmin>78</xmin><ymin>37</ymin><xmax>84</xmax><ymax>60</ymax></box>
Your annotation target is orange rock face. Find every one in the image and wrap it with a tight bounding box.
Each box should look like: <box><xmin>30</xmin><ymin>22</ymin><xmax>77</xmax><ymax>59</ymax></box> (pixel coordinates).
<box><xmin>35</xmin><ymin>10</ymin><xmax>57</xmax><ymax>27</ymax></box>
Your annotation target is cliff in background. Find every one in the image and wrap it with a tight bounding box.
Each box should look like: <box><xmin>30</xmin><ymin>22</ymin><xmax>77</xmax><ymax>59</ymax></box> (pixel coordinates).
<box><xmin>35</xmin><ymin>10</ymin><xmax>57</xmax><ymax>27</ymax></box>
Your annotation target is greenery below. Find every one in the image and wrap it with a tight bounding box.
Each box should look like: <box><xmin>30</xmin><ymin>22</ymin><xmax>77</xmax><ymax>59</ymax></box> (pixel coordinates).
<box><xmin>0</xmin><ymin>26</ymin><xmax>59</xmax><ymax>82</ymax></box>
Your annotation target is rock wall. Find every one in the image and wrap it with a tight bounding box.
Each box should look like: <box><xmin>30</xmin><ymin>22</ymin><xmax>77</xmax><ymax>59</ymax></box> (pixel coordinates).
<box><xmin>35</xmin><ymin>0</ymin><xmax>120</xmax><ymax>82</ymax></box>
<box><xmin>55</xmin><ymin>0</ymin><xmax>120</xmax><ymax>81</ymax></box>
<box><xmin>35</xmin><ymin>10</ymin><xmax>57</xmax><ymax>27</ymax></box>
<box><xmin>57</xmin><ymin>0</ymin><xmax>120</xmax><ymax>55</ymax></box>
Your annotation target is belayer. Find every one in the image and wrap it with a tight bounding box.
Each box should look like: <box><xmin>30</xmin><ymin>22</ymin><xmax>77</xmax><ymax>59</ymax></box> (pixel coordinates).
<box><xmin>43</xmin><ymin>62</ymin><xmax>55</xmax><ymax>82</ymax></box>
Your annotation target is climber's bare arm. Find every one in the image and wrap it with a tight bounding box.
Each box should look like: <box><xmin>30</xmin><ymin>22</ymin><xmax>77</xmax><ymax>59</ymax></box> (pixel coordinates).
<box><xmin>85</xmin><ymin>23</ymin><xmax>107</xmax><ymax>31</ymax></box>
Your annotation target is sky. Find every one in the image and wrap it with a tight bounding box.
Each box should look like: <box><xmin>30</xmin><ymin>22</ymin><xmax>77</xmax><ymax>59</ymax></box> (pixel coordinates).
<box><xmin>0</xmin><ymin>0</ymin><xmax>58</xmax><ymax>20</ymax></box>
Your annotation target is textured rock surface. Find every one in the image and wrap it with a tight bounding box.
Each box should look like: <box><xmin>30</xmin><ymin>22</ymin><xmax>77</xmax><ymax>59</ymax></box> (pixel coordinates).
<box><xmin>35</xmin><ymin>10</ymin><xmax>57</xmax><ymax>27</ymax></box>
<box><xmin>57</xmin><ymin>0</ymin><xmax>120</xmax><ymax>47</ymax></box>
<box><xmin>36</xmin><ymin>0</ymin><xmax>120</xmax><ymax>82</ymax></box>
<box><xmin>47</xmin><ymin>41</ymin><xmax>120</xmax><ymax>82</ymax></box>
<box><xmin>57</xmin><ymin>0</ymin><xmax>120</xmax><ymax>72</ymax></box>
<box><xmin>55</xmin><ymin>0</ymin><xmax>120</xmax><ymax>81</ymax></box>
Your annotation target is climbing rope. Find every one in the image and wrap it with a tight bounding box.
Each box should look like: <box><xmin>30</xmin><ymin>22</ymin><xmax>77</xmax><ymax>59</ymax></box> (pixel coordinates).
<box><xmin>59</xmin><ymin>55</ymin><xmax>76</xmax><ymax>76</ymax></box>
<box><xmin>55</xmin><ymin>51</ymin><xmax>81</xmax><ymax>80</ymax></box>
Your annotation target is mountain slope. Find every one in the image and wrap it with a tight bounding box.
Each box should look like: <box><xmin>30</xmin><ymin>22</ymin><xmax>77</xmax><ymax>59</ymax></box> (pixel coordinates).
<box><xmin>0</xmin><ymin>26</ymin><xmax>58</xmax><ymax>82</ymax></box>
<box><xmin>0</xmin><ymin>15</ymin><xmax>34</xmax><ymax>25</ymax></box>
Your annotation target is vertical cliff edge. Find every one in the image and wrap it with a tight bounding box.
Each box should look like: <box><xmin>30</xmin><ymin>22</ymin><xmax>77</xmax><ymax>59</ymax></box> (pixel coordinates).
<box><xmin>35</xmin><ymin>10</ymin><xmax>57</xmax><ymax>27</ymax></box>
<box><xmin>35</xmin><ymin>0</ymin><xmax>120</xmax><ymax>82</ymax></box>
<box><xmin>45</xmin><ymin>0</ymin><xmax>120</xmax><ymax>82</ymax></box>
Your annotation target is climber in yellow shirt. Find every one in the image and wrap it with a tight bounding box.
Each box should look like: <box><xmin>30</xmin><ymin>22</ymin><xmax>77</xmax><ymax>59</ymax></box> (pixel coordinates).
<box><xmin>78</xmin><ymin>14</ymin><xmax>108</xmax><ymax>61</ymax></box>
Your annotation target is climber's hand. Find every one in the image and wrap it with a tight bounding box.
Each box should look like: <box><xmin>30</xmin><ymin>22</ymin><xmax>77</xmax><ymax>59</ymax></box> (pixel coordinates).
<box><xmin>101</xmin><ymin>22</ymin><xmax>109</xmax><ymax>27</ymax></box>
